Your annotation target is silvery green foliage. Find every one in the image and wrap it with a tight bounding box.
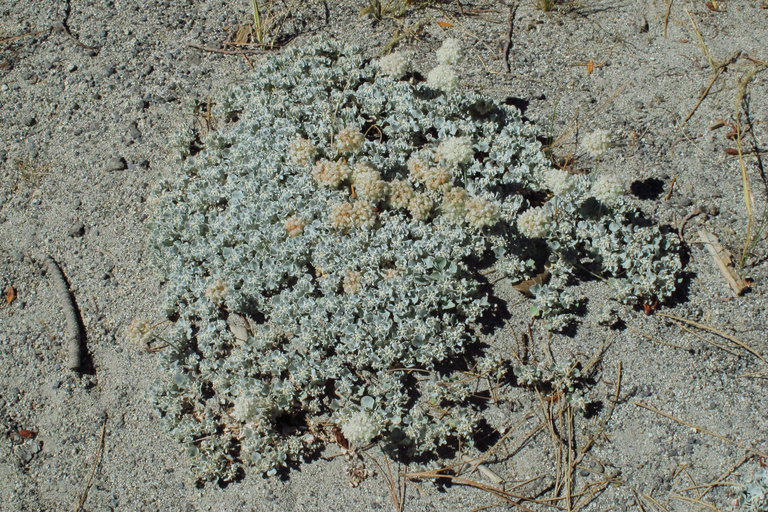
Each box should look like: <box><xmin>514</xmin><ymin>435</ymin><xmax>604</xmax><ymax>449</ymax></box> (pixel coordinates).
<box><xmin>741</xmin><ymin>468</ymin><xmax>768</xmax><ymax>511</ymax></box>
<box><xmin>514</xmin><ymin>359</ymin><xmax>592</xmax><ymax>412</ymax></box>
<box><xmin>148</xmin><ymin>39</ymin><xmax>681</xmax><ymax>482</ymax></box>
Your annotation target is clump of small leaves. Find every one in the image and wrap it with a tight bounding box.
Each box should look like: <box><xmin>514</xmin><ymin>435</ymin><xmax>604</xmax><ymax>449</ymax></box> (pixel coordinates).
<box><xmin>148</xmin><ymin>38</ymin><xmax>681</xmax><ymax>483</ymax></box>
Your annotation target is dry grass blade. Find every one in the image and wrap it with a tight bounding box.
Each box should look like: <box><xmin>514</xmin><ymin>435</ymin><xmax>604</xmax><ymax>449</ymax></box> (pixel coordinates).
<box><xmin>365</xmin><ymin>453</ymin><xmax>405</xmax><ymax>512</ymax></box>
<box><xmin>668</xmin><ymin>494</ymin><xmax>721</xmax><ymax>511</ymax></box>
<box><xmin>691</xmin><ymin>453</ymin><xmax>750</xmax><ymax>501</ymax></box>
<box><xmin>404</xmin><ymin>470</ymin><xmax>540</xmax><ymax>511</ymax></box>
<box><xmin>685</xmin><ymin>9</ymin><xmax>716</xmax><ymax>70</ymax></box>
<box><xmin>626</xmin><ymin>324</ymin><xmax>687</xmax><ymax>350</ymax></box>
<box><xmin>663</xmin><ymin>0</ymin><xmax>673</xmax><ymax>38</ymax></box>
<box><xmin>657</xmin><ymin>312</ymin><xmax>765</xmax><ymax>363</ymax></box>
<box><xmin>73</xmin><ymin>414</ymin><xmax>108</xmax><ymax>512</ymax></box>
<box><xmin>633</xmin><ymin>401</ymin><xmax>768</xmax><ymax>458</ymax></box>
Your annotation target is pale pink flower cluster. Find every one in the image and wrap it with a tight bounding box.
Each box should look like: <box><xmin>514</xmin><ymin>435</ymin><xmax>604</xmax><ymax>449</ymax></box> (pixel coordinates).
<box><xmin>336</xmin><ymin>126</ymin><xmax>365</xmax><ymax>153</ymax></box>
<box><xmin>283</xmin><ymin>215</ymin><xmax>306</xmax><ymax>237</ymax></box>
<box><xmin>387</xmin><ymin>179</ymin><xmax>415</xmax><ymax>209</ymax></box>
<box><xmin>288</xmin><ymin>137</ymin><xmax>316</xmax><ymax>166</ymax></box>
<box><xmin>407</xmin><ymin>192</ymin><xmax>433</xmax><ymax>221</ymax></box>
<box><xmin>313</xmin><ymin>159</ymin><xmax>350</xmax><ymax>188</ymax></box>
<box><xmin>465</xmin><ymin>196</ymin><xmax>499</xmax><ymax>229</ymax></box>
<box><xmin>330</xmin><ymin>200</ymin><xmax>375</xmax><ymax>230</ymax></box>
<box><xmin>407</xmin><ymin>153</ymin><xmax>451</xmax><ymax>191</ymax></box>
<box><xmin>342</xmin><ymin>270</ymin><xmax>362</xmax><ymax>294</ymax></box>
<box><xmin>352</xmin><ymin>163</ymin><xmax>388</xmax><ymax>202</ymax></box>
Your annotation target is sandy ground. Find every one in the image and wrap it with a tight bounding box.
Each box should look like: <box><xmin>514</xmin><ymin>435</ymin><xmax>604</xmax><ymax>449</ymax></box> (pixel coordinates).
<box><xmin>1</xmin><ymin>1</ymin><xmax>767</xmax><ymax>510</ymax></box>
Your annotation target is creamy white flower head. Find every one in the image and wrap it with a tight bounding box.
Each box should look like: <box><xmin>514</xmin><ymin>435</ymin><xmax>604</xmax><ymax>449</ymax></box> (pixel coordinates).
<box><xmin>436</xmin><ymin>136</ymin><xmax>474</xmax><ymax>168</ymax></box>
<box><xmin>232</xmin><ymin>394</ymin><xmax>257</xmax><ymax>422</ymax></box>
<box><xmin>204</xmin><ymin>279</ymin><xmax>228</xmax><ymax>303</ymax></box>
<box><xmin>313</xmin><ymin>158</ymin><xmax>350</xmax><ymax>188</ymax></box>
<box><xmin>408</xmin><ymin>192</ymin><xmax>433</xmax><ymax>221</ymax></box>
<box><xmin>352</xmin><ymin>163</ymin><xmax>388</xmax><ymax>202</ymax></box>
<box><xmin>590</xmin><ymin>174</ymin><xmax>625</xmax><ymax>204</ymax></box>
<box><xmin>336</xmin><ymin>126</ymin><xmax>365</xmax><ymax>153</ymax></box>
<box><xmin>581</xmin><ymin>129</ymin><xmax>612</xmax><ymax>158</ymax></box>
<box><xmin>427</xmin><ymin>64</ymin><xmax>459</xmax><ymax>93</ymax></box>
<box><xmin>288</xmin><ymin>137</ymin><xmax>316</xmax><ymax>166</ymax></box>
<box><xmin>436</xmin><ymin>38</ymin><xmax>462</xmax><ymax>65</ymax></box>
<box><xmin>377</xmin><ymin>51</ymin><xmax>410</xmax><ymax>79</ymax></box>
<box><xmin>341</xmin><ymin>411</ymin><xmax>379</xmax><ymax>446</ymax></box>
<box><xmin>388</xmin><ymin>179</ymin><xmax>414</xmax><ymax>209</ymax></box>
<box><xmin>543</xmin><ymin>169</ymin><xmax>574</xmax><ymax>196</ymax></box>
<box><xmin>517</xmin><ymin>206</ymin><xmax>552</xmax><ymax>238</ymax></box>
<box><xmin>465</xmin><ymin>196</ymin><xmax>499</xmax><ymax>229</ymax></box>
<box><xmin>283</xmin><ymin>215</ymin><xmax>306</xmax><ymax>237</ymax></box>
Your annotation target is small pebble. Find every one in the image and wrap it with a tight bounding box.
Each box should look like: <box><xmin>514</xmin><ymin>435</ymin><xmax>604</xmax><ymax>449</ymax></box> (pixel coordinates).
<box><xmin>128</xmin><ymin>121</ymin><xmax>141</xmax><ymax>140</ymax></box>
<box><xmin>68</xmin><ymin>221</ymin><xmax>86</xmax><ymax>238</ymax></box>
<box><xmin>637</xmin><ymin>16</ymin><xmax>649</xmax><ymax>33</ymax></box>
<box><xmin>105</xmin><ymin>156</ymin><xmax>127</xmax><ymax>172</ymax></box>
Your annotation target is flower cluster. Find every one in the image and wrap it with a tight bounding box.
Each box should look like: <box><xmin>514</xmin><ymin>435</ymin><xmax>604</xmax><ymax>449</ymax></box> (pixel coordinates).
<box><xmin>426</xmin><ymin>39</ymin><xmax>462</xmax><ymax>93</ymax></box>
<box><xmin>581</xmin><ymin>129</ymin><xmax>612</xmax><ymax>158</ymax></box>
<box><xmin>377</xmin><ymin>51</ymin><xmax>410</xmax><ymax>78</ymax></box>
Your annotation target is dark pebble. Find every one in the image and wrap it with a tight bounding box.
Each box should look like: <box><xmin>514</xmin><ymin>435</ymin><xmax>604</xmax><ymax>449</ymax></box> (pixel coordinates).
<box><xmin>68</xmin><ymin>221</ymin><xmax>86</xmax><ymax>237</ymax></box>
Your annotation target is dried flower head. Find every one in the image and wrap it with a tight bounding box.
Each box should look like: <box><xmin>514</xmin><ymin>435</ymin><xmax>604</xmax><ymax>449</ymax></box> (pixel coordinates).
<box><xmin>283</xmin><ymin>215</ymin><xmax>306</xmax><ymax>237</ymax></box>
<box><xmin>205</xmin><ymin>279</ymin><xmax>228</xmax><ymax>304</ymax></box>
<box><xmin>125</xmin><ymin>318</ymin><xmax>154</xmax><ymax>348</ymax></box>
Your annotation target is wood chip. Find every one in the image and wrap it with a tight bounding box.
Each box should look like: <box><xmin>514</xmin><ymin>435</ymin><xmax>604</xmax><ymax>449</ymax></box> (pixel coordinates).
<box><xmin>697</xmin><ymin>228</ymin><xmax>750</xmax><ymax>295</ymax></box>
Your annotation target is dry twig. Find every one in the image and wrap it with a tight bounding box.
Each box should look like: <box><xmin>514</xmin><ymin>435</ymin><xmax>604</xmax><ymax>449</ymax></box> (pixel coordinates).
<box><xmin>503</xmin><ymin>3</ymin><xmax>518</xmax><ymax>74</ymax></box>
<box><xmin>695</xmin><ymin>229</ymin><xmax>751</xmax><ymax>296</ymax></box>
<box><xmin>45</xmin><ymin>256</ymin><xmax>84</xmax><ymax>372</ymax></box>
